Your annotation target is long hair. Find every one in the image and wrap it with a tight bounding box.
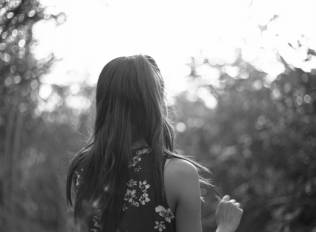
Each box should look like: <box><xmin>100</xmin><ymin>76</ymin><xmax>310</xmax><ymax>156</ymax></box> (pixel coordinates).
<box><xmin>66</xmin><ymin>55</ymin><xmax>212</xmax><ymax>231</ymax></box>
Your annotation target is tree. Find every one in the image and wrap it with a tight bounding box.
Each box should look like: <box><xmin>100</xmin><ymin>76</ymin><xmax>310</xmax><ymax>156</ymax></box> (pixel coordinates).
<box><xmin>173</xmin><ymin>50</ymin><xmax>316</xmax><ymax>231</ymax></box>
<box><xmin>0</xmin><ymin>0</ymin><xmax>66</xmax><ymax>231</ymax></box>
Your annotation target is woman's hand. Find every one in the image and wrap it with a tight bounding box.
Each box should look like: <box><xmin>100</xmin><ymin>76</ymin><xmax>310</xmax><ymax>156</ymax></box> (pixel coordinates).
<box><xmin>215</xmin><ymin>195</ymin><xmax>243</xmax><ymax>232</ymax></box>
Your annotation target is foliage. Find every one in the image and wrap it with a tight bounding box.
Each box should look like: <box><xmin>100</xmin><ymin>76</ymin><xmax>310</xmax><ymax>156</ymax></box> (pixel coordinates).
<box><xmin>174</xmin><ymin>52</ymin><xmax>316</xmax><ymax>232</ymax></box>
<box><xmin>0</xmin><ymin>0</ymin><xmax>71</xmax><ymax>231</ymax></box>
<box><xmin>1</xmin><ymin>1</ymin><xmax>315</xmax><ymax>231</ymax></box>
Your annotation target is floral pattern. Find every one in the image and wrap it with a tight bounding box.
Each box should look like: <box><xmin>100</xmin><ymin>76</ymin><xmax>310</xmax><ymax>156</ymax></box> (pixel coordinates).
<box><xmin>122</xmin><ymin>179</ymin><xmax>151</xmax><ymax>210</ymax></box>
<box><xmin>73</xmin><ymin>146</ymin><xmax>175</xmax><ymax>232</ymax></box>
<box><xmin>155</xmin><ymin>205</ymin><xmax>175</xmax><ymax>223</ymax></box>
<box><xmin>128</xmin><ymin>147</ymin><xmax>151</xmax><ymax>172</ymax></box>
<box><xmin>154</xmin><ymin>221</ymin><xmax>166</xmax><ymax>232</ymax></box>
<box><xmin>122</xmin><ymin>147</ymin><xmax>153</xmax><ymax>211</ymax></box>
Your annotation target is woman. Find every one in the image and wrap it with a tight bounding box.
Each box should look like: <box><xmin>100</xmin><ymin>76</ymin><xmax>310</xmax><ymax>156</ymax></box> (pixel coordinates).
<box><xmin>66</xmin><ymin>55</ymin><xmax>243</xmax><ymax>232</ymax></box>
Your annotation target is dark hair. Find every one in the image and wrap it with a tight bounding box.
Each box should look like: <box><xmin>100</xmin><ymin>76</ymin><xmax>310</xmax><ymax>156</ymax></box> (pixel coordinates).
<box><xmin>66</xmin><ymin>55</ymin><xmax>212</xmax><ymax>231</ymax></box>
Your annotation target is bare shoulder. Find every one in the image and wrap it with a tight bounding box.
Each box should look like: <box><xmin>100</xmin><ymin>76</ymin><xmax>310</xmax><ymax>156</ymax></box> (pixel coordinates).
<box><xmin>164</xmin><ymin>158</ymin><xmax>200</xmax><ymax>203</ymax></box>
<box><xmin>164</xmin><ymin>157</ymin><xmax>202</xmax><ymax>231</ymax></box>
<box><xmin>165</xmin><ymin>158</ymin><xmax>199</xmax><ymax>179</ymax></box>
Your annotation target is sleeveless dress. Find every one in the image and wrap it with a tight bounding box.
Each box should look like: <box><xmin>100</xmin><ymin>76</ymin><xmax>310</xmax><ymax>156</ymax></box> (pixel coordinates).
<box><xmin>73</xmin><ymin>146</ymin><xmax>176</xmax><ymax>232</ymax></box>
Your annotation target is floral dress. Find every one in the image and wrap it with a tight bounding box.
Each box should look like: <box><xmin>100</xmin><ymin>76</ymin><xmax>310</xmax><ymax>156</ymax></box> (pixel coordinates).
<box><xmin>73</xmin><ymin>146</ymin><xmax>176</xmax><ymax>232</ymax></box>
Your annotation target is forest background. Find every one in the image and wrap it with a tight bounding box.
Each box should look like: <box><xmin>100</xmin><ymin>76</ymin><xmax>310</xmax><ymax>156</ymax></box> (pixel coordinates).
<box><xmin>0</xmin><ymin>0</ymin><xmax>315</xmax><ymax>231</ymax></box>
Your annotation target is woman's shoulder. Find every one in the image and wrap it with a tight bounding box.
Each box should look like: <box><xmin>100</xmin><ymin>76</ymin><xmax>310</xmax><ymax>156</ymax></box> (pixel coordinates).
<box><xmin>164</xmin><ymin>156</ymin><xmax>200</xmax><ymax>195</ymax></box>
<box><xmin>164</xmin><ymin>157</ymin><xmax>199</xmax><ymax>178</ymax></box>
<box><xmin>164</xmin><ymin>158</ymin><xmax>200</xmax><ymax>198</ymax></box>
<box><xmin>163</xmin><ymin>155</ymin><xmax>201</xmax><ymax>215</ymax></box>
<box><xmin>163</xmin><ymin>150</ymin><xmax>198</xmax><ymax>176</ymax></box>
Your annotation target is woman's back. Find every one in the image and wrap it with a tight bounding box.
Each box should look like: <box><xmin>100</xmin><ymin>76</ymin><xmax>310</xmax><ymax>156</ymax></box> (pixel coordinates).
<box><xmin>67</xmin><ymin>55</ymin><xmax>243</xmax><ymax>232</ymax></box>
<box><xmin>73</xmin><ymin>145</ymin><xmax>176</xmax><ymax>232</ymax></box>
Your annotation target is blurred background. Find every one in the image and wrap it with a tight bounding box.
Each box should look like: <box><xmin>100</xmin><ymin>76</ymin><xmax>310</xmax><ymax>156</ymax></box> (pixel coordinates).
<box><xmin>1</xmin><ymin>0</ymin><xmax>316</xmax><ymax>231</ymax></box>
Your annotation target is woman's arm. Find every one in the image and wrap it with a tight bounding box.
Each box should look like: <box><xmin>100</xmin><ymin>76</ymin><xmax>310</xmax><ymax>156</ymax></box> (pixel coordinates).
<box><xmin>165</xmin><ymin>159</ymin><xmax>203</xmax><ymax>232</ymax></box>
<box><xmin>165</xmin><ymin>158</ymin><xmax>243</xmax><ymax>232</ymax></box>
